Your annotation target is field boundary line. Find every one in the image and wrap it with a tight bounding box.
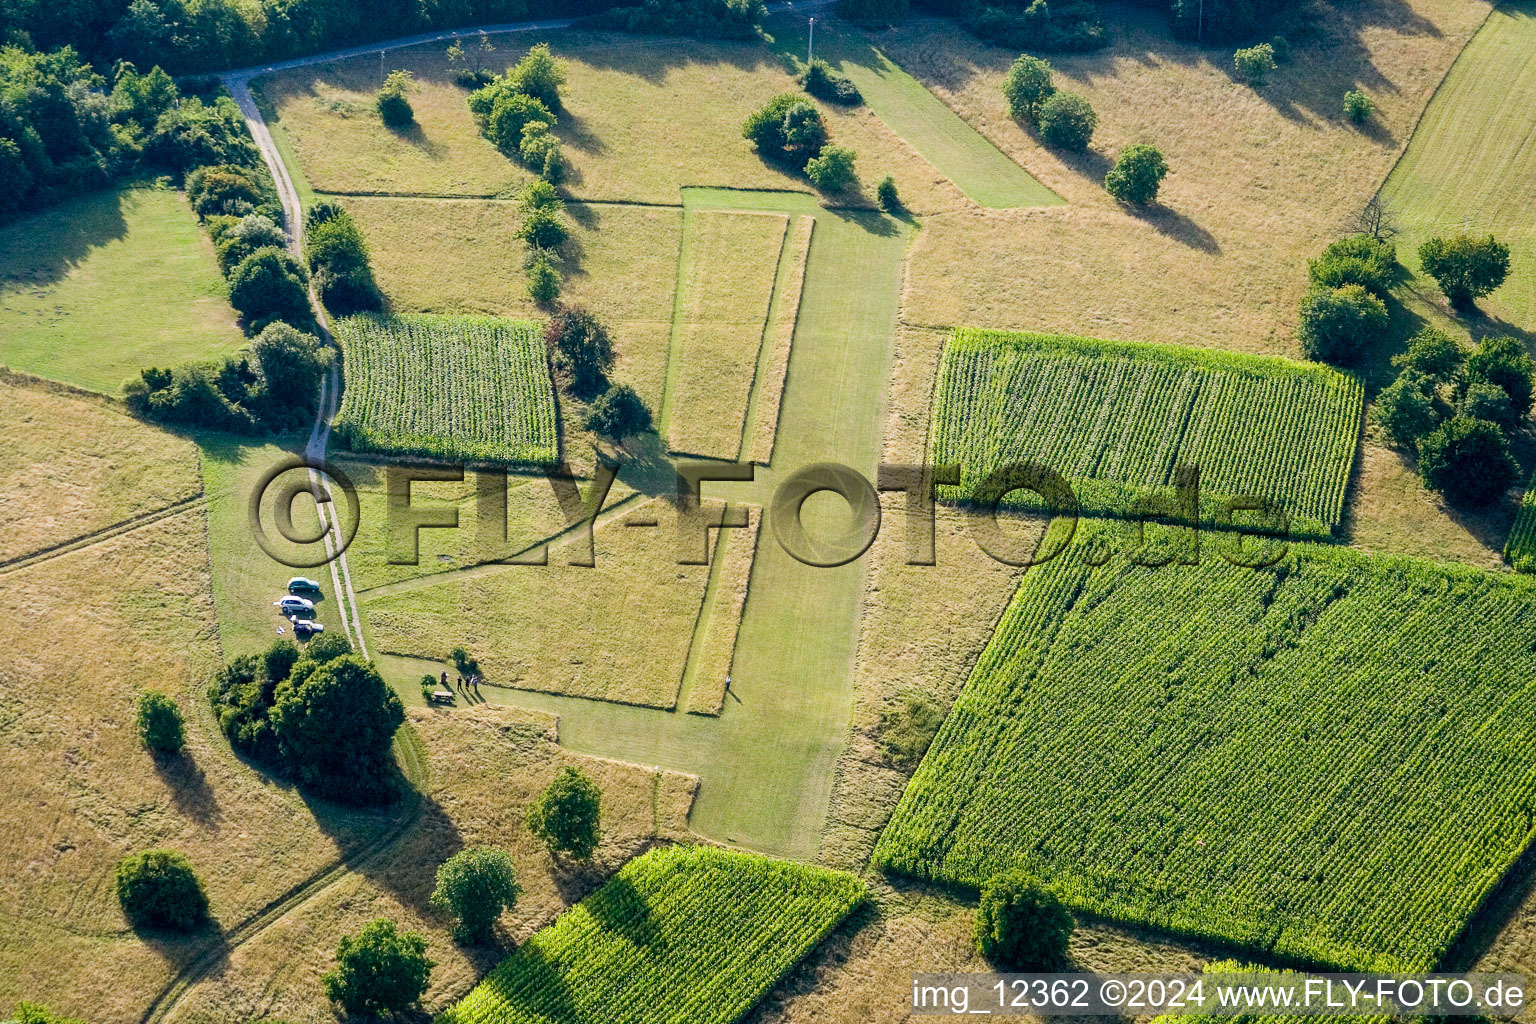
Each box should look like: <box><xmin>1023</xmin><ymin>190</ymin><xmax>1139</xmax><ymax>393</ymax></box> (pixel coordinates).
<box><xmin>0</xmin><ymin>495</ymin><xmax>209</xmax><ymax>576</ymax></box>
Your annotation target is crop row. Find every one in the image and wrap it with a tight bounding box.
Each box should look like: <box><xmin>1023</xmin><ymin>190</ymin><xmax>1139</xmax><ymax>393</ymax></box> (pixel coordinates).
<box><xmin>334</xmin><ymin>313</ymin><xmax>559</xmax><ymax>465</ymax></box>
<box><xmin>929</xmin><ymin>329</ymin><xmax>1363</xmax><ymax>538</ymax></box>
<box><xmin>1505</xmin><ymin>482</ymin><xmax>1536</xmax><ymax>572</ymax></box>
<box><xmin>442</xmin><ymin>845</ymin><xmax>865</xmax><ymax>1024</ymax></box>
<box><xmin>873</xmin><ymin>540</ymin><xmax>1536</xmax><ymax>972</ymax></box>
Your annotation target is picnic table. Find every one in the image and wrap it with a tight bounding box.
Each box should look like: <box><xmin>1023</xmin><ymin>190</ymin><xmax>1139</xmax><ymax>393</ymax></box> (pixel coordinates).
<box><xmin>430</xmin><ymin>689</ymin><xmax>456</xmax><ymax>705</ymax></box>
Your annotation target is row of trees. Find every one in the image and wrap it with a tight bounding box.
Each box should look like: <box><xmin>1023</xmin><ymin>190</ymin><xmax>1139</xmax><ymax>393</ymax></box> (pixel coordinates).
<box><xmin>589</xmin><ymin>0</ymin><xmax>767</xmax><ymax>39</ymax></box>
<box><xmin>468</xmin><ymin>43</ymin><xmax>568</xmax><ymax>183</ymax></box>
<box><xmin>544</xmin><ymin>305</ymin><xmax>654</xmax><ymax>439</ymax></box>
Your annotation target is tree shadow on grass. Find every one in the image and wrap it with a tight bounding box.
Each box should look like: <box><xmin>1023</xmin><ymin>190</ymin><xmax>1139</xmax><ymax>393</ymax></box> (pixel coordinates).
<box><xmin>1127</xmin><ymin>202</ymin><xmax>1221</xmax><ymax>254</ymax></box>
<box><xmin>388</xmin><ymin>120</ymin><xmax>450</xmax><ymax>160</ymax></box>
<box><xmin>309</xmin><ymin>788</ymin><xmax>466</xmax><ymax>920</ymax></box>
<box><xmin>0</xmin><ymin>186</ymin><xmax>132</xmax><ymax>295</ymax></box>
<box><xmin>152</xmin><ymin>749</ymin><xmax>221</xmax><ymax>826</ymax></box>
<box><xmin>479</xmin><ymin>941</ymin><xmax>579</xmax><ymax>1022</ymax></box>
<box><xmin>584</xmin><ymin>873</ymin><xmax>661</xmax><ymax>948</ymax></box>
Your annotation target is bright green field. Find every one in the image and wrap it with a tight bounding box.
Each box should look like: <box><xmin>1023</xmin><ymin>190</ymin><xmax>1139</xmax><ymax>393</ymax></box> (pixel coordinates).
<box><xmin>874</xmin><ymin>538</ymin><xmax>1536</xmax><ymax>972</ymax></box>
<box><xmin>1378</xmin><ymin>1</ymin><xmax>1536</xmax><ymax>332</ymax></box>
<box><xmin>442</xmin><ymin>845</ymin><xmax>863</xmax><ymax>1024</ymax></box>
<box><xmin>0</xmin><ymin>185</ymin><xmax>246</xmax><ymax>394</ymax></box>
<box><xmin>766</xmin><ymin>13</ymin><xmax>1062</xmax><ymax>210</ymax></box>
<box><xmin>930</xmin><ymin>329</ymin><xmax>1364</xmax><ymax>538</ymax></box>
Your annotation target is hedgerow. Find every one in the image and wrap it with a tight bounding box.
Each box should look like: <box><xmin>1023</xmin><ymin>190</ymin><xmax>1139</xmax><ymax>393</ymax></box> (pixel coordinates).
<box><xmin>334</xmin><ymin>313</ymin><xmax>559</xmax><ymax>465</ymax></box>
<box><xmin>928</xmin><ymin>329</ymin><xmax>1363</xmax><ymax>538</ymax></box>
<box><xmin>441</xmin><ymin>845</ymin><xmax>863</xmax><ymax>1024</ymax></box>
<box><xmin>873</xmin><ymin>541</ymin><xmax>1536</xmax><ymax>971</ymax></box>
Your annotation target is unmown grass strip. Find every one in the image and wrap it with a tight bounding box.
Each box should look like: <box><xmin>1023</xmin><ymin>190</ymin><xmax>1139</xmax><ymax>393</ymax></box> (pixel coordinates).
<box><xmin>745</xmin><ymin>214</ymin><xmax>815</xmax><ymax>465</ymax></box>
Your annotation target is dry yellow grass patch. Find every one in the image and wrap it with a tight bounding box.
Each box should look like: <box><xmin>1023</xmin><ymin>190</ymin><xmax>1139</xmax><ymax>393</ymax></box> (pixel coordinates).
<box><xmin>747</xmin><ymin>215</ymin><xmax>815</xmax><ymax>465</ymax></box>
<box><xmin>364</xmin><ymin>496</ymin><xmax>758</xmax><ymax>709</ymax></box>
<box><xmin>160</xmin><ymin>705</ymin><xmax>699</xmax><ymax>1024</ymax></box>
<box><xmin>682</xmin><ymin>507</ymin><xmax>762</xmax><ymax>716</ymax></box>
<box><xmin>0</xmin><ymin>516</ymin><xmax>391</xmax><ymax>1023</ymax></box>
<box><xmin>260</xmin><ymin>31</ymin><xmax>963</xmax><ymax>212</ymax></box>
<box><xmin>667</xmin><ymin>210</ymin><xmax>789</xmax><ymax>458</ymax></box>
<box><xmin>0</xmin><ymin>378</ymin><xmax>202</xmax><ymax>563</ymax></box>
<box><xmin>342</xmin><ymin>197</ymin><xmax>679</xmax><ymax>411</ymax></box>
<box><xmin>888</xmin><ymin>0</ymin><xmax>1489</xmax><ymax>354</ymax></box>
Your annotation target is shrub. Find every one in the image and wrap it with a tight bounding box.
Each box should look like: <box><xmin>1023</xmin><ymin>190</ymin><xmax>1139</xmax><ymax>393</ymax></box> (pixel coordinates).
<box><xmin>519</xmin><ymin>121</ymin><xmax>565</xmax><ymax>182</ymax></box>
<box><xmin>448</xmin><ymin>646</ymin><xmax>481</xmax><ymax>679</ymax></box>
<box><xmin>975</xmin><ymin>871</ymin><xmax>1073</xmax><ymax>970</ymax></box>
<box><xmin>481</xmin><ymin>91</ymin><xmax>554</xmax><ymax>153</ymax></box>
<box><xmin>376</xmin><ymin>70</ymin><xmax>414</xmax><ymax>128</ymax></box>
<box><xmin>801</xmin><ymin>59</ymin><xmax>861</xmax><ymax>105</ymax></box>
<box><xmin>806</xmin><ymin>144</ymin><xmax>857</xmax><ymax>193</ymax></box>
<box><xmin>304</xmin><ymin>631</ymin><xmax>354</xmax><ymax>663</ymax></box>
<box><xmin>1466</xmin><ymin>335</ymin><xmax>1535</xmax><ymax>417</ymax></box>
<box><xmin>1307</xmin><ymin>234</ymin><xmax>1397</xmax><ymax>297</ymax></box>
<box><xmin>322</xmin><ymin>919</ymin><xmax>434</xmax><ymax>1017</ymax></box>
<box><xmin>9</xmin><ymin>1003</ymin><xmax>85</xmax><ymax>1024</ymax></box>
<box><xmin>1036</xmin><ymin>91</ymin><xmax>1096</xmax><ymax>151</ymax></box>
<box><xmin>1344</xmin><ymin>89</ymin><xmax>1374</xmax><ymax>124</ymax></box>
<box><xmin>1370</xmin><ymin>371</ymin><xmax>1441</xmax><ymax>450</ymax></box>
<box><xmin>519</xmin><ymin>208</ymin><xmax>569</xmax><ymax>250</ymax></box>
<box><xmin>507</xmin><ymin>42</ymin><xmax>567</xmax><ymax>108</ymax></box>
<box><xmin>839</xmin><ymin>0</ymin><xmax>908</xmax><ymax>26</ymax></box>
<box><xmin>519</xmin><ymin>179</ymin><xmax>564</xmax><ymax>213</ymax></box>
<box><xmin>877</xmin><ymin>691</ymin><xmax>945</xmax><ymax>767</ymax></box>
<box><xmin>545</xmin><ymin>306</ymin><xmax>615</xmax><ymax>395</ymax></box>
<box><xmin>1234</xmin><ymin>43</ymin><xmax>1277</xmax><ymax>86</ymax></box>
<box><xmin>1104</xmin><ymin>144</ymin><xmax>1167</xmax><ymax>205</ymax></box>
<box><xmin>962</xmin><ymin>0</ymin><xmax>1106</xmax><ymax>54</ymax></box>
<box><xmin>124</xmin><ymin>358</ymin><xmax>258</xmax><ymax>433</ymax></box>
<box><xmin>228</xmin><ymin>247</ymin><xmax>310</xmax><ymax>330</ymax></box>
<box><xmin>136</xmin><ymin>690</ymin><xmax>186</xmax><ymax>753</ymax></box>
<box><xmin>1296</xmin><ymin>284</ymin><xmax>1387</xmax><ymax>365</ymax></box>
<box><xmin>215</xmin><ymin>214</ymin><xmax>287</xmax><ymax>275</ymax></box>
<box><xmin>528</xmin><ymin>765</ymin><xmax>602</xmax><ymax>859</ymax></box>
<box><xmin>431</xmin><ymin>847</ymin><xmax>521</xmax><ymax>943</ymax></box>
<box><xmin>186</xmin><ymin>163</ymin><xmax>272</xmax><ymax>219</ymax></box>
<box><xmin>1419</xmin><ymin>234</ymin><xmax>1512</xmax><ymax>310</ymax></box>
<box><xmin>115</xmin><ymin>850</ymin><xmax>209</xmax><ymax>931</ymax></box>
<box><xmin>250</xmin><ymin>321</ymin><xmax>330</xmax><ymax>417</ymax></box>
<box><xmin>1270</xmin><ymin>34</ymin><xmax>1291</xmax><ymax>61</ymax></box>
<box><xmin>1418</xmin><ymin>415</ymin><xmax>1517</xmax><ymax>507</ymax></box>
<box><xmin>1392</xmin><ymin>326</ymin><xmax>1464</xmax><ymax>380</ymax></box>
<box><xmin>585</xmin><ymin>383</ymin><xmax>653</xmax><ymax>438</ymax></box>
<box><xmin>207</xmin><ymin>640</ymin><xmax>298</xmax><ymax>767</ymax></box>
<box><xmin>1462</xmin><ymin>380</ymin><xmax>1517</xmax><ymax>432</ymax></box>
<box><xmin>1002</xmin><ymin>53</ymin><xmax>1054</xmax><ymax>123</ymax></box>
<box><xmin>527</xmin><ymin>252</ymin><xmax>561</xmax><ymax>303</ymax></box>
<box><xmin>305</xmin><ymin>210</ymin><xmax>380</xmax><ymax>314</ymax></box>
<box><xmin>304</xmin><ymin>199</ymin><xmax>346</xmax><ymax>229</ymax></box>
<box><xmin>270</xmin><ymin>654</ymin><xmax>404</xmax><ymax>805</ymax></box>
<box><xmin>876</xmin><ymin>174</ymin><xmax>900</xmax><ymax>213</ymax></box>
<box><xmin>742</xmin><ymin>93</ymin><xmax>826</xmax><ymax>169</ymax></box>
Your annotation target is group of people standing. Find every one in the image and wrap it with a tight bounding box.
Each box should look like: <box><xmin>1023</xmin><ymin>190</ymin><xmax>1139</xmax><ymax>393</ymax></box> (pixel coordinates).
<box><xmin>439</xmin><ymin>670</ymin><xmax>483</xmax><ymax>700</ymax></box>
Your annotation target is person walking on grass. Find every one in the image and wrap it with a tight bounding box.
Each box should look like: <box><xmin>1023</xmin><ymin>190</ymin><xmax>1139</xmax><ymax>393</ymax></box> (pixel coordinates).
<box><xmin>440</xmin><ymin>671</ymin><xmax>449</xmax><ymax>690</ymax></box>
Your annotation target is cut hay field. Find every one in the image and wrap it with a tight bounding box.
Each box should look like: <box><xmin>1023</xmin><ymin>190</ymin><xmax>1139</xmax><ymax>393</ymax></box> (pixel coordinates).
<box><xmin>665</xmin><ymin>210</ymin><xmax>789</xmax><ymax>459</ymax></box>
<box><xmin>335</xmin><ymin>314</ymin><xmax>559</xmax><ymax>465</ymax></box>
<box><xmin>874</xmin><ymin>539</ymin><xmax>1536</xmax><ymax>972</ymax></box>
<box><xmin>0</xmin><ymin>185</ymin><xmax>246</xmax><ymax>394</ymax></box>
<box><xmin>0</xmin><ymin>378</ymin><xmax>203</xmax><ymax>563</ymax></box>
<box><xmin>159</xmin><ymin>705</ymin><xmax>701</xmax><ymax>1023</ymax></box>
<box><xmin>255</xmin><ymin>30</ymin><xmax>962</xmax><ymax>212</ymax></box>
<box><xmin>930</xmin><ymin>329</ymin><xmax>1363</xmax><ymax>537</ymax></box>
<box><xmin>363</xmin><ymin>496</ymin><xmax>758</xmax><ymax>710</ymax></box>
<box><xmin>443</xmin><ymin>845</ymin><xmax>863</xmax><ymax>1024</ymax></box>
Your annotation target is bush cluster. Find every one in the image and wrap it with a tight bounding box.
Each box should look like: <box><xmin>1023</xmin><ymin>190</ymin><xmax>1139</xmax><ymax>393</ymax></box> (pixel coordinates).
<box><xmin>115</xmin><ymin>850</ymin><xmax>209</xmax><ymax>931</ymax></box>
<box><xmin>587</xmin><ymin>0</ymin><xmax>767</xmax><ymax>39</ymax></box>
<box><xmin>207</xmin><ymin>636</ymin><xmax>406</xmax><ymax>805</ymax></box>
<box><xmin>517</xmin><ymin>180</ymin><xmax>570</xmax><ymax>302</ymax></box>
<box><xmin>1372</xmin><ymin>328</ymin><xmax>1530</xmax><ymax>507</ymax></box>
<box><xmin>802</xmin><ymin>59</ymin><xmax>861</xmax><ymax>106</ymax></box>
<box><xmin>1001</xmin><ymin>55</ymin><xmax>1096</xmax><ymax>152</ymax></box>
<box><xmin>304</xmin><ymin>200</ymin><xmax>382</xmax><ymax>314</ymax></box>
<box><xmin>468</xmin><ymin>43</ymin><xmax>568</xmax><ymax>182</ymax></box>
<box><xmin>742</xmin><ymin>93</ymin><xmax>858</xmax><ymax>193</ymax></box>
<box><xmin>1295</xmin><ymin>235</ymin><xmax>1399</xmax><ymax>366</ymax></box>
<box><xmin>376</xmin><ymin>69</ymin><xmax>414</xmax><ymax>127</ymax></box>
<box><xmin>927</xmin><ymin>0</ymin><xmax>1105</xmax><ymax>53</ymax></box>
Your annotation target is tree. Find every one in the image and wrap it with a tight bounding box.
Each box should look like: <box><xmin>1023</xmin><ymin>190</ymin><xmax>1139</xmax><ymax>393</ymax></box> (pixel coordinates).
<box><xmin>975</xmin><ymin>871</ymin><xmax>1073</xmax><ymax>970</ymax></box>
<box><xmin>1370</xmin><ymin>371</ymin><xmax>1441</xmax><ymax>450</ymax></box>
<box><xmin>528</xmin><ymin>766</ymin><xmax>602</xmax><ymax>859</ymax></box>
<box><xmin>1419</xmin><ymin>234</ymin><xmax>1512</xmax><ymax>310</ymax></box>
<box><xmin>742</xmin><ymin>93</ymin><xmax>826</xmax><ymax>169</ymax></box>
<box><xmin>250</xmin><ymin>321</ymin><xmax>330</xmax><ymax>416</ymax></box>
<box><xmin>376</xmin><ymin>70</ymin><xmax>414</xmax><ymax>128</ymax></box>
<box><xmin>214</xmin><ymin>213</ymin><xmax>287</xmax><ymax>274</ymax></box>
<box><xmin>1391</xmin><ymin>326</ymin><xmax>1463</xmax><ymax>380</ymax></box>
<box><xmin>1036</xmin><ymin>91</ymin><xmax>1096</xmax><ymax>151</ymax></box>
<box><xmin>321</xmin><ymin>919</ymin><xmax>434</xmax><ymax>1017</ymax></box>
<box><xmin>303</xmin><ymin>631</ymin><xmax>354</xmax><ymax>663</ymax></box>
<box><xmin>136</xmin><ymin>690</ymin><xmax>186</xmax><ymax>753</ymax></box>
<box><xmin>1103</xmin><ymin>144</ymin><xmax>1167</xmax><ymax>205</ymax></box>
<box><xmin>115</xmin><ymin>850</ymin><xmax>209</xmax><ymax>931</ymax></box>
<box><xmin>527</xmin><ymin>252</ymin><xmax>561</xmax><ymax>303</ymax></box>
<box><xmin>1307</xmin><ymin>234</ymin><xmax>1397</xmax><ymax>297</ymax></box>
<box><xmin>483</xmin><ymin>92</ymin><xmax>554</xmax><ymax>153</ymax></box>
<box><xmin>519</xmin><ymin>207</ymin><xmax>568</xmax><ymax>250</ymax></box>
<box><xmin>1465</xmin><ymin>335</ymin><xmax>1535</xmax><ymax>417</ymax></box>
<box><xmin>306</xmin><ymin>210</ymin><xmax>380</xmax><ymax>314</ymax></box>
<box><xmin>876</xmin><ymin>174</ymin><xmax>900</xmax><ymax>213</ymax></box>
<box><xmin>228</xmin><ymin>247</ymin><xmax>310</xmax><ymax>330</ymax></box>
<box><xmin>585</xmin><ymin>383</ymin><xmax>653</xmax><ymax>438</ymax></box>
<box><xmin>1295</xmin><ymin>284</ymin><xmax>1387</xmax><ymax>365</ymax></box>
<box><xmin>801</xmin><ymin>59</ymin><xmax>861</xmax><ymax>105</ymax></box>
<box><xmin>112</xmin><ymin>63</ymin><xmax>179</xmax><ymax>128</ymax></box>
<box><xmin>431</xmin><ymin>847</ymin><xmax>521</xmax><ymax>943</ymax></box>
<box><xmin>1357</xmin><ymin>195</ymin><xmax>1397</xmax><ymax>241</ymax></box>
<box><xmin>806</xmin><ymin>144</ymin><xmax>857</xmax><ymax>192</ymax></box>
<box><xmin>1343</xmin><ymin>89</ymin><xmax>1374</xmax><ymax>124</ymax></box>
<box><xmin>520</xmin><ymin>121</ymin><xmax>565</xmax><ymax>182</ymax></box>
<box><xmin>508</xmin><ymin>42</ymin><xmax>567</xmax><ymax>108</ymax></box>
<box><xmin>1461</xmin><ymin>380</ymin><xmax>1517</xmax><ymax>432</ymax></box>
<box><xmin>270</xmin><ymin>654</ymin><xmax>404</xmax><ymax>805</ymax></box>
<box><xmin>1233</xmin><ymin>43</ymin><xmax>1276</xmax><ymax>87</ymax></box>
<box><xmin>544</xmin><ymin>306</ymin><xmax>615</xmax><ymax>395</ymax></box>
<box><xmin>1002</xmin><ymin>54</ymin><xmax>1054</xmax><ymax>123</ymax></box>
<box><xmin>1418</xmin><ymin>415</ymin><xmax>1517</xmax><ymax>507</ymax></box>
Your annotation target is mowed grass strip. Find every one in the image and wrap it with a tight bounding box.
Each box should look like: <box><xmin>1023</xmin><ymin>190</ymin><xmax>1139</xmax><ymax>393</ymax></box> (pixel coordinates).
<box><xmin>873</xmin><ymin>541</ymin><xmax>1536</xmax><ymax>971</ymax></box>
<box><xmin>666</xmin><ymin>211</ymin><xmax>789</xmax><ymax>459</ymax></box>
<box><xmin>0</xmin><ymin>185</ymin><xmax>245</xmax><ymax>394</ymax></box>
<box><xmin>335</xmin><ymin>313</ymin><xmax>558</xmax><ymax>465</ymax></box>
<box><xmin>682</xmin><ymin>508</ymin><xmax>761</xmax><ymax>716</ymax></box>
<box><xmin>441</xmin><ymin>844</ymin><xmax>864</xmax><ymax>1024</ymax></box>
<box><xmin>930</xmin><ymin>329</ymin><xmax>1363</xmax><ymax>537</ymax></box>
<box><xmin>746</xmin><ymin>215</ymin><xmax>814</xmax><ymax>465</ymax></box>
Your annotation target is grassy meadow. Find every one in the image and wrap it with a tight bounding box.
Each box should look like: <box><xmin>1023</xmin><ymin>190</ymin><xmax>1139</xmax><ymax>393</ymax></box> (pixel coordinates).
<box><xmin>0</xmin><ymin>185</ymin><xmax>246</xmax><ymax>394</ymax></box>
